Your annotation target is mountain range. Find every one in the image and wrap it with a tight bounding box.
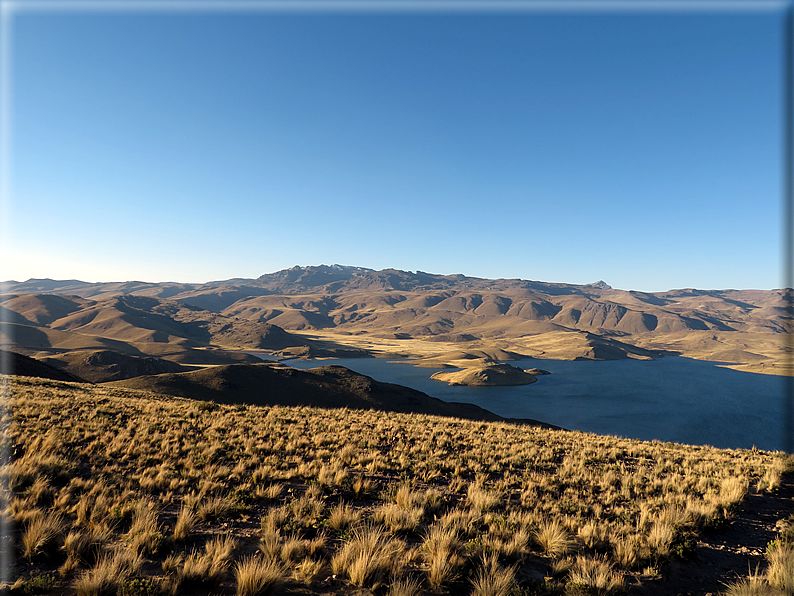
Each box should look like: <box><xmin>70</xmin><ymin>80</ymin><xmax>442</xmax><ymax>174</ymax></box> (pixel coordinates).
<box><xmin>2</xmin><ymin>264</ymin><xmax>790</xmax><ymax>377</ymax></box>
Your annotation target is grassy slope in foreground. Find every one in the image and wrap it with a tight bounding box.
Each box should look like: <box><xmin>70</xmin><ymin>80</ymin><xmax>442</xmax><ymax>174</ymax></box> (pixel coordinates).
<box><xmin>5</xmin><ymin>376</ymin><xmax>788</xmax><ymax>595</ymax></box>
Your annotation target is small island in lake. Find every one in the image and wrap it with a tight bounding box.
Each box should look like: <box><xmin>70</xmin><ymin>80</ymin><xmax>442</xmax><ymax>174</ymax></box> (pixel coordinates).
<box><xmin>430</xmin><ymin>362</ymin><xmax>542</xmax><ymax>386</ymax></box>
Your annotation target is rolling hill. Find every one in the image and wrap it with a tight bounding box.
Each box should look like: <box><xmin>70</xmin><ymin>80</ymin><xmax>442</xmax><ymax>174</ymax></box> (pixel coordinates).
<box><xmin>2</xmin><ymin>265</ymin><xmax>790</xmax><ymax>375</ymax></box>
<box><xmin>0</xmin><ymin>291</ymin><xmax>366</xmax><ymax>377</ymax></box>
<box><xmin>107</xmin><ymin>361</ymin><xmax>558</xmax><ymax>427</ymax></box>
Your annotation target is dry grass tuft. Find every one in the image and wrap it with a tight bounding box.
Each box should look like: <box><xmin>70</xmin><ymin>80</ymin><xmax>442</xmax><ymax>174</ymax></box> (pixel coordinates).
<box><xmin>470</xmin><ymin>553</ymin><xmax>516</xmax><ymax>596</ymax></box>
<box><xmin>173</xmin><ymin>503</ymin><xmax>195</xmax><ymax>542</ymax></box>
<box><xmin>467</xmin><ymin>483</ymin><xmax>502</xmax><ymax>512</ymax></box>
<box><xmin>73</xmin><ymin>547</ymin><xmax>143</xmax><ymax>596</ymax></box>
<box><xmin>293</xmin><ymin>557</ymin><xmax>325</xmax><ymax>586</ymax></box>
<box><xmin>22</xmin><ymin>509</ymin><xmax>67</xmax><ymax>560</ymax></box>
<box><xmin>765</xmin><ymin>540</ymin><xmax>794</xmax><ymax>593</ymax></box>
<box><xmin>197</xmin><ymin>493</ymin><xmax>235</xmax><ymax>522</ymax></box>
<box><xmin>327</xmin><ymin>501</ymin><xmax>361</xmax><ymax>531</ymax></box>
<box><xmin>63</xmin><ymin>525</ymin><xmax>113</xmax><ymax>568</ymax></box>
<box><xmin>331</xmin><ymin>525</ymin><xmax>406</xmax><ymax>589</ymax></box>
<box><xmin>646</xmin><ymin>522</ymin><xmax>675</xmax><ymax>557</ymax></box>
<box><xmin>353</xmin><ymin>475</ymin><xmax>378</xmax><ymax>497</ymax></box>
<box><xmin>126</xmin><ymin>500</ymin><xmax>163</xmax><ymax>556</ymax></box>
<box><xmin>611</xmin><ymin>534</ymin><xmax>640</xmax><ymax>570</ymax></box>
<box><xmin>534</xmin><ymin>519</ymin><xmax>573</xmax><ymax>558</ymax></box>
<box><xmin>260</xmin><ymin>483</ymin><xmax>284</xmax><ymax>501</ymax></box>
<box><xmin>420</xmin><ymin>523</ymin><xmax>465</xmax><ymax>589</ymax></box>
<box><xmin>176</xmin><ymin>535</ymin><xmax>237</xmax><ymax>589</ymax></box>
<box><xmin>387</xmin><ymin>575</ymin><xmax>424</xmax><ymax>596</ymax></box>
<box><xmin>723</xmin><ymin>578</ymin><xmax>779</xmax><ymax>596</ymax></box>
<box><xmin>372</xmin><ymin>502</ymin><xmax>424</xmax><ymax>534</ymax></box>
<box><xmin>567</xmin><ymin>554</ymin><xmax>625</xmax><ymax>594</ymax></box>
<box><xmin>235</xmin><ymin>555</ymin><xmax>285</xmax><ymax>596</ymax></box>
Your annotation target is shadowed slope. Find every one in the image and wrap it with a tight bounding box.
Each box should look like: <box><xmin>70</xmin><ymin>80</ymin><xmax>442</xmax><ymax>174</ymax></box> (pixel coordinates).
<box><xmin>0</xmin><ymin>294</ymin><xmax>90</xmax><ymax>326</ymax></box>
<box><xmin>41</xmin><ymin>349</ymin><xmax>193</xmax><ymax>383</ymax></box>
<box><xmin>108</xmin><ymin>362</ymin><xmax>558</xmax><ymax>427</ymax></box>
<box><xmin>1</xmin><ymin>349</ymin><xmax>85</xmax><ymax>382</ymax></box>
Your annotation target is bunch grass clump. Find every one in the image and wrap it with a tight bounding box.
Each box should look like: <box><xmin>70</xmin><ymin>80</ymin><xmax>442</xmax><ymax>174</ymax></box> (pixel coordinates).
<box><xmin>21</xmin><ymin>509</ymin><xmax>67</xmax><ymax>560</ymax></box>
<box><xmin>566</xmin><ymin>554</ymin><xmax>625</xmax><ymax>594</ymax></box>
<box><xmin>470</xmin><ymin>553</ymin><xmax>516</xmax><ymax>596</ymax></box>
<box><xmin>73</xmin><ymin>547</ymin><xmax>143</xmax><ymax>596</ymax></box>
<box><xmin>331</xmin><ymin>525</ymin><xmax>406</xmax><ymax>589</ymax></box>
<box><xmin>534</xmin><ymin>519</ymin><xmax>573</xmax><ymax>558</ymax></box>
<box><xmin>172</xmin><ymin>535</ymin><xmax>237</xmax><ymax>590</ymax></box>
<box><xmin>234</xmin><ymin>555</ymin><xmax>284</xmax><ymax>596</ymax></box>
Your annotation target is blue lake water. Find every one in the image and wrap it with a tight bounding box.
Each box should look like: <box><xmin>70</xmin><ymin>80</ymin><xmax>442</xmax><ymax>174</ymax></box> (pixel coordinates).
<box><xmin>249</xmin><ymin>354</ymin><xmax>789</xmax><ymax>452</ymax></box>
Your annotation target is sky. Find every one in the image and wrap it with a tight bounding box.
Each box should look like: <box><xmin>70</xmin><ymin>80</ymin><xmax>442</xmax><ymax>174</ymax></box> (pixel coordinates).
<box><xmin>0</xmin><ymin>0</ymin><xmax>787</xmax><ymax>291</ymax></box>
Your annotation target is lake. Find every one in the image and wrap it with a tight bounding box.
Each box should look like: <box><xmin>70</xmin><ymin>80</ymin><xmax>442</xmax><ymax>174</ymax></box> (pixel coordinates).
<box><xmin>248</xmin><ymin>353</ymin><xmax>788</xmax><ymax>452</ymax></box>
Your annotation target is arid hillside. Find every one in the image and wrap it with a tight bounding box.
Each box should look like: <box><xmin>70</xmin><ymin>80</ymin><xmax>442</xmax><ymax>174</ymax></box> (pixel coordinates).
<box><xmin>4</xmin><ymin>375</ymin><xmax>792</xmax><ymax>596</ymax></box>
<box><xmin>0</xmin><ymin>291</ymin><xmax>367</xmax><ymax>380</ymax></box>
<box><xmin>3</xmin><ymin>265</ymin><xmax>790</xmax><ymax>375</ymax></box>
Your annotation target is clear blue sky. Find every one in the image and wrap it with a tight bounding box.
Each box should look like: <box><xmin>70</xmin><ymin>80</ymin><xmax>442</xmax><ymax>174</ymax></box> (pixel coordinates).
<box><xmin>2</xmin><ymin>1</ymin><xmax>786</xmax><ymax>291</ymax></box>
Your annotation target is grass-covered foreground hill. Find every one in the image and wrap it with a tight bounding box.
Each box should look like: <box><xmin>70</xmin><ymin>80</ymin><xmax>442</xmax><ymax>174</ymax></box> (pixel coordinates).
<box><xmin>3</xmin><ymin>376</ymin><xmax>792</xmax><ymax>596</ymax></box>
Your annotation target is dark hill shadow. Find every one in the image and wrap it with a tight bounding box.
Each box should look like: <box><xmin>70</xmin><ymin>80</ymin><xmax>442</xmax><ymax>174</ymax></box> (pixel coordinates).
<box><xmin>108</xmin><ymin>363</ymin><xmax>559</xmax><ymax>428</ymax></box>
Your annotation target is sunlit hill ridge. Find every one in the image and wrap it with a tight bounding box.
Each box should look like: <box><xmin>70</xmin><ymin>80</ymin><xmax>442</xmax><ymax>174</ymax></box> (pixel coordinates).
<box><xmin>2</xmin><ymin>265</ymin><xmax>789</xmax><ymax>377</ymax></box>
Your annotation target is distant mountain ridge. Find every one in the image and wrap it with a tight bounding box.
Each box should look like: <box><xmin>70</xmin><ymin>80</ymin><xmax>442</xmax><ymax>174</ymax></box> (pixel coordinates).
<box><xmin>9</xmin><ymin>265</ymin><xmax>757</xmax><ymax>298</ymax></box>
<box><xmin>2</xmin><ymin>265</ymin><xmax>790</xmax><ymax>375</ymax></box>
<box><xmin>4</xmin><ymin>264</ymin><xmax>615</xmax><ymax>298</ymax></box>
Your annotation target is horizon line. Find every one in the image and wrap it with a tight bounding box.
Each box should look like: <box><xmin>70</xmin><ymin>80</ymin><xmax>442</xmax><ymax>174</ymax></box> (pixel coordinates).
<box><xmin>0</xmin><ymin>267</ymin><xmax>784</xmax><ymax>294</ymax></box>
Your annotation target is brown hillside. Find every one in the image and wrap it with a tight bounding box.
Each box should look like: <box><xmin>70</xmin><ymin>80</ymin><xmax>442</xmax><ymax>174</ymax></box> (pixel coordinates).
<box><xmin>1</xmin><ymin>349</ymin><xmax>84</xmax><ymax>382</ymax></box>
<box><xmin>0</xmin><ymin>293</ymin><xmax>324</xmax><ymax>363</ymax></box>
<box><xmin>42</xmin><ymin>349</ymin><xmax>192</xmax><ymax>383</ymax></box>
<box><xmin>3</xmin><ymin>267</ymin><xmax>789</xmax><ymax>373</ymax></box>
<box><xmin>108</xmin><ymin>362</ymin><xmax>558</xmax><ymax>427</ymax></box>
<box><xmin>0</xmin><ymin>294</ymin><xmax>90</xmax><ymax>326</ymax></box>
<box><xmin>0</xmin><ymin>321</ymin><xmax>129</xmax><ymax>352</ymax></box>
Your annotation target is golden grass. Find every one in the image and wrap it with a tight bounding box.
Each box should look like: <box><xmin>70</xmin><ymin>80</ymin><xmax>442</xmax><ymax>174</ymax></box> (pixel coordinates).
<box><xmin>172</xmin><ymin>534</ymin><xmax>236</xmax><ymax>590</ymax></box>
<box><xmin>470</xmin><ymin>553</ymin><xmax>516</xmax><ymax>596</ymax></box>
<box><xmin>172</xmin><ymin>503</ymin><xmax>195</xmax><ymax>542</ymax></box>
<box><xmin>765</xmin><ymin>541</ymin><xmax>794</xmax><ymax>593</ymax></box>
<box><xmin>725</xmin><ymin>543</ymin><xmax>794</xmax><ymax>595</ymax></box>
<box><xmin>234</xmin><ymin>555</ymin><xmax>284</xmax><ymax>596</ymax></box>
<box><xmin>722</xmin><ymin>580</ymin><xmax>778</xmax><ymax>596</ymax></box>
<box><xmin>331</xmin><ymin>525</ymin><xmax>406</xmax><ymax>589</ymax></box>
<box><xmin>386</xmin><ymin>575</ymin><xmax>423</xmax><ymax>596</ymax></box>
<box><xmin>21</xmin><ymin>509</ymin><xmax>66</xmax><ymax>560</ymax></box>
<box><xmin>567</xmin><ymin>554</ymin><xmax>625</xmax><ymax>594</ymax></box>
<box><xmin>534</xmin><ymin>519</ymin><xmax>573</xmax><ymax>558</ymax></box>
<box><xmin>3</xmin><ymin>376</ymin><xmax>783</xmax><ymax>595</ymax></box>
<box><xmin>73</xmin><ymin>547</ymin><xmax>142</xmax><ymax>596</ymax></box>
